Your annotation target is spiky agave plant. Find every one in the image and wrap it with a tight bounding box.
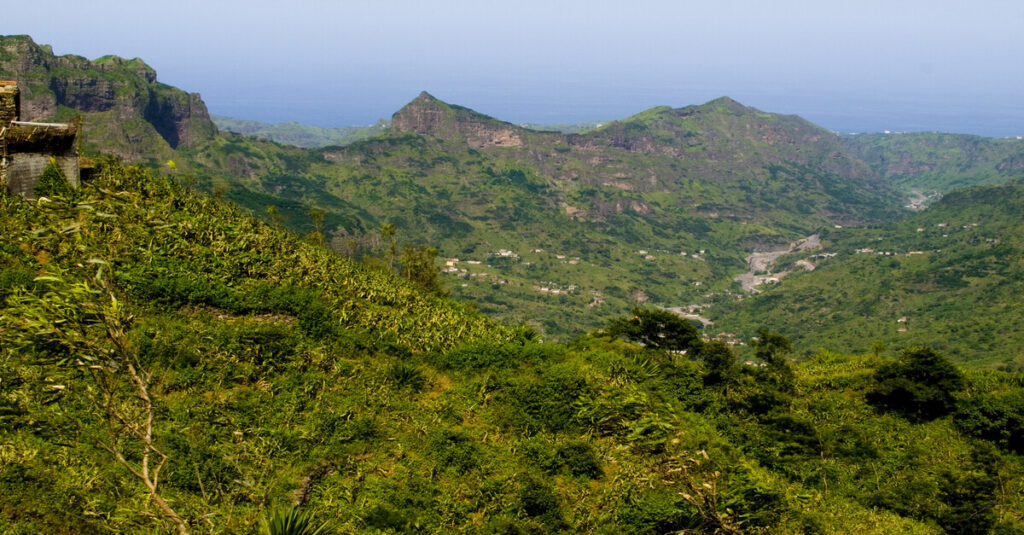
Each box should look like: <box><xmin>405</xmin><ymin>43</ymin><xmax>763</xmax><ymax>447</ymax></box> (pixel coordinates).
<box><xmin>261</xmin><ymin>506</ymin><xmax>329</xmax><ymax>535</ymax></box>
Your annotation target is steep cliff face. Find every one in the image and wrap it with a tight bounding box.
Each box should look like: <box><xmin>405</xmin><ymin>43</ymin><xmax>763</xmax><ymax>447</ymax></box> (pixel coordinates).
<box><xmin>0</xmin><ymin>35</ymin><xmax>216</xmax><ymax>155</ymax></box>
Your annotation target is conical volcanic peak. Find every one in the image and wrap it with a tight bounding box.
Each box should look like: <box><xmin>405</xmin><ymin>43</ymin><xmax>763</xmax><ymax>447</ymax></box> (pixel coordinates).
<box><xmin>391</xmin><ymin>91</ymin><xmax>529</xmax><ymax>149</ymax></box>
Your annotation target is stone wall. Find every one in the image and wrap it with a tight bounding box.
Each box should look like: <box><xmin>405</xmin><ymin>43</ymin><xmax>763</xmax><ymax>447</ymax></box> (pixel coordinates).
<box><xmin>3</xmin><ymin>152</ymin><xmax>79</xmax><ymax>197</ymax></box>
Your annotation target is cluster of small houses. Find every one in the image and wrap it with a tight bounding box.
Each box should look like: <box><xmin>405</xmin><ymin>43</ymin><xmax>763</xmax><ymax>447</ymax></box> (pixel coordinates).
<box><xmin>443</xmin><ymin>248</ymin><xmax>585</xmax><ymax>294</ymax></box>
<box><xmin>636</xmin><ymin>249</ymin><xmax>707</xmax><ymax>261</ymax></box>
<box><xmin>854</xmin><ymin>222</ymin><xmax>985</xmax><ymax>256</ymax></box>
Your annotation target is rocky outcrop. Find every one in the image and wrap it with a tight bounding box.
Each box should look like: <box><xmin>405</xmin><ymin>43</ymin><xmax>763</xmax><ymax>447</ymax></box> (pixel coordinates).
<box><xmin>0</xmin><ymin>34</ymin><xmax>216</xmax><ymax>152</ymax></box>
<box><xmin>391</xmin><ymin>91</ymin><xmax>527</xmax><ymax>149</ymax></box>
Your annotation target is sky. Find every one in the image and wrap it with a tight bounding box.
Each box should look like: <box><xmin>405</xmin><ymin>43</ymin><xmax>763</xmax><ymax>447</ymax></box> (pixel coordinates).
<box><xmin>3</xmin><ymin>0</ymin><xmax>1024</xmax><ymax>136</ymax></box>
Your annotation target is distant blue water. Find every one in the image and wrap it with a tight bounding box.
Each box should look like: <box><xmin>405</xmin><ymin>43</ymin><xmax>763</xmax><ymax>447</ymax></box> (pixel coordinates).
<box><xmin>206</xmin><ymin>89</ymin><xmax>1024</xmax><ymax>139</ymax></box>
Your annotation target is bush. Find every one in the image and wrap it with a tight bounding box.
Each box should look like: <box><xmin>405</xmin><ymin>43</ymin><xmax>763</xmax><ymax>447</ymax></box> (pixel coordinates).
<box><xmin>386</xmin><ymin>362</ymin><xmax>426</xmax><ymax>392</ymax></box>
<box><xmin>699</xmin><ymin>340</ymin><xmax>738</xmax><ymax>385</ymax></box>
<box><xmin>431</xmin><ymin>340</ymin><xmax>561</xmax><ymax>371</ymax></box>
<box><xmin>516</xmin><ymin>474</ymin><xmax>565</xmax><ymax>528</ymax></box>
<box><xmin>427</xmin><ymin>428</ymin><xmax>481</xmax><ymax>473</ymax></box>
<box><xmin>495</xmin><ymin>363</ymin><xmax>591</xmax><ymax>433</ymax></box>
<box><xmin>33</xmin><ymin>158</ymin><xmax>75</xmax><ymax>199</ymax></box>
<box><xmin>954</xmin><ymin>390</ymin><xmax>1024</xmax><ymax>453</ymax></box>
<box><xmin>867</xmin><ymin>347</ymin><xmax>965</xmax><ymax>421</ymax></box>
<box><xmin>520</xmin><ymin>438</ymin><xmax>603</xmax><ymax>479</ymax></box>
<box><xmin>606</xmin><ymin>307</ymin><xmax>703</xmax><ymax>353</ymax></box>
<box><xmin>556</xmin><ymin>440</ymin><xmax>603</xmax><ymax>479</ymax></box>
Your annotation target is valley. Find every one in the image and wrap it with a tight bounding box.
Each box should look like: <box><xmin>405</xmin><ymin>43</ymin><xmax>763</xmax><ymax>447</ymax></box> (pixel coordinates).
<box><xmin>2</xmin><ymin>33</ymin><xmax>1024</xmax><ymax>534</ymax></box>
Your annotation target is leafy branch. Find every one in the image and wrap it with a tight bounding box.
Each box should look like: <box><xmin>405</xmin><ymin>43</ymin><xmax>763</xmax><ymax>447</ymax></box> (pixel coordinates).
<box><xmin>0</xmin><ymin>264</ymin><xmax>189</xmax><ymax>534</ymax></box>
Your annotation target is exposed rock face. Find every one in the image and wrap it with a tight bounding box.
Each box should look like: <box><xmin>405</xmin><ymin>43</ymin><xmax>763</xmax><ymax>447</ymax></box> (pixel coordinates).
<box><xmin>392</xmin><ymin>91</ymin><xmax>525</xmax><ymax>149</ymax></box>
<box><xmin>0</xmin><ymin>34</ymin><xmax>216</xmax><ymax>153</ymax></box>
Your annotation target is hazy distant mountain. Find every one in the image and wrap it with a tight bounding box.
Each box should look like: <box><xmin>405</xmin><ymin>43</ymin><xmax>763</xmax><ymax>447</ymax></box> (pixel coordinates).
<box><xmin>212</xmin><ymin>115</ymin><xmax>390</xmax><ymax>148</ymax></box>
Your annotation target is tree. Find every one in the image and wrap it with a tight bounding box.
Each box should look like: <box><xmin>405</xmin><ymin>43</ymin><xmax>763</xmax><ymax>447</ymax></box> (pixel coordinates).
<box><xmin>380</xmin><ymin>222</ymin><xmax>397</xmax><ymax>270</ymax></box>
<box><xmin>867</xmin><ymin>346</ymin><xmax>965</xmax><ymax>421</ymax></box>
<box><xmin>700</xmin><ymin>340</ymin><xmax>738</xmax><ymax>386</ymax></box>
<box><xmin>606</xmin><ymin>307</ymin><xmax>703</xmax><ymax>354</ymax></box>
<box><xmin>400</xmin><ymin>244</ymin><xmax>445</xmax><ymax>296</ymax></box>
<box><xmin>751</xmin><ymin>328</ymin><xmax>795</xmax><ymax>393</ymax></box>
<box><xmin>306</xmin><ymin>207</ymin><xmax>325</xmax><ymax>246</ymax></box>
<box><xmin>870</xmin><ymin>340</ymin><xmax>887</xmax><ymax>358</ymax></box>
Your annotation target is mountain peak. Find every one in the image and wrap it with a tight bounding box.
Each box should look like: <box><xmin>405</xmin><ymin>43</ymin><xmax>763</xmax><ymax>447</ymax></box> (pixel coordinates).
<box><xmin>391</xmin><ymin>92</ymin><xmax>529</xmax><ymax>149</ymax></box>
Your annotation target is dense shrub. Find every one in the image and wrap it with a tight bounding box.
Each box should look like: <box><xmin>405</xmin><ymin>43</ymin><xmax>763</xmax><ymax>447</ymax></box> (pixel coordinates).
<box><xmin>33</xmin><ymin>158</ymin><xmax>75</xmax><ymax>199</ymax></box>
<box><xmin>556</xmin><ymin>440</ymin><xmax>603</xmax><ymax>479</ymax></box>
<box><xmin>431</xmin><ymin>340</ymin><xmax>562</xmax><ymax>371</ymax></box>
<box><xmin>699</xmin><ymin>340</ymin><xmax>738</xmax><ymax>385</ymax></box>
<box><xmin>606</xmin><ymin>307</ymin><xmax>703</xmax><ymax>353</ymax></box>
<box><xmin>495</xmin><ymin>363</ymin><xmax>591</xmax><ymax>433</ymax></box>
<box><xmin>520</xmin><ymin>438</ymin><xmax>603</xmax><ymax>479</ymax></box>
<box><xmin>867</xmin><ymin>347</ymin><xmax>965</xmax><ymax>421</ymax></box>
<box><xmin>386</xmin><ymin>362</ymin><xmax>426</xmax><ymax>392</ymax></box>
<box><xmin>427</xmin><ymin>428</ymin><xmax>481</xmax><ymax>473</ymax></box>
<box><xmin>954</xmin><ymin>390</ymin><xmax>1024</xmax><ymax>453</ymax></box>
<box><xmin>516</xmin><ymin>474</ymin><xmax>566</xmax><ymax>529</ymax></box>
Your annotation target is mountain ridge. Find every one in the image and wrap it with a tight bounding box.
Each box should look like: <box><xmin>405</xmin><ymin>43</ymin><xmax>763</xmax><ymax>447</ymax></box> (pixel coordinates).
<box><xmin>0</xmin><ymin>34</ymin><xmax>217</xmax><ymax>159</ymax></box>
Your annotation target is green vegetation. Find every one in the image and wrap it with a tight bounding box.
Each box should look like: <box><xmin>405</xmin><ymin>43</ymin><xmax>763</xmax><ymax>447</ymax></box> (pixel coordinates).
<box><xmin>212</xmin><ymin>115</ymin><xmax>390</xmax><ymax>148</ymax></box>
<box><xmin>842</xmin><ymin>132</ymin><xmax>1024</xmax><ymax>197</ymax></box>
<box><xmin>33</xmin><ymin>157</ymin><xmax>75</xmax><ymax>198</ymax></box>
<box><xmin>7</xmin><ymin>33</ymin><xmax>1024</xmax><ymax>534</ymax></box>
<box><xmin>713</xmin><ymin>178</ymin><xmax>1024</xmax><ymax>365</ymax></box>
<box><xmin>2</xmin><ymin>163</ymin><xmax>1024</xmax><ymax>533</ymax></box>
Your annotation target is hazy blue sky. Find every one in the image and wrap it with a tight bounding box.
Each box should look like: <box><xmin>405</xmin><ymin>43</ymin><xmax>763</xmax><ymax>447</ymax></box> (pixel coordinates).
<box><xmin>4</xmin><ymin>0</ymin><xmax>1023</xmax><ymax>136</ymax></box>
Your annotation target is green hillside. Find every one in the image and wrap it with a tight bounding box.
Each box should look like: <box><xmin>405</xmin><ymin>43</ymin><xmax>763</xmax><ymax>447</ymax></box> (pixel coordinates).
<box><xmin>3</xmin><ymin>163</ymin><xmax>1023</xmax><ymax>533</ymax></box>
<box><xmin>8</xmin><ymin>33</ymin><xmax>1024</xmax><ymax>362</ymax></box>
<box><xmin>187</xmin><ymin>93</ymin><xmax>906</xmax><ymax>339</ymax></box>
<box><xmin>841</xmin><ymin>132</ymin><xmax>1024</xmax><ymax>199</ymax></box>
<box><xmin>712</xmin><ymin>178</ymin><xmax>1024</xmax><ymax>367</ymax></box>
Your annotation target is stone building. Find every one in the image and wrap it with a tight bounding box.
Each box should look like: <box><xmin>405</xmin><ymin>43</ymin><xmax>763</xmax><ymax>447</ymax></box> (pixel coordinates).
<box><xmin>0</xmin><ymin>81</ymin><xmax>80</xmax><ymax>197</ymax></box>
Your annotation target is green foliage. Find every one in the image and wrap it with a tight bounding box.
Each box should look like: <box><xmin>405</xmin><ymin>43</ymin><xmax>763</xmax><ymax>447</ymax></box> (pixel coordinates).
<box><xmin>399</xmin><ymin>243</ymin><xmax>445</xmax><ymax>295</ymax></box>
<box><xmin>867</xmin><ymin>346</ymin><xmax>966</xmax><ymax>421</ymax></box>
<box><xmin>752</xmin><ymin>329</ymin><xmax>796</xmax><ymax>392</ymax></box>
<box><xmin>386</xmin><ymin>362</ymin><xmax>426</xmax><ymax>392</ymax></box>
<box><xmin>936</xmin><ymin>444</ymin><xmax>1001</xmax><ymax>535</ymax></box>
<box><xmin>2</xmin><ymin>157</ymin><xmax>1024</xmax><ymax>534</ymax></box>
<box><xmin>520</xmin><ymin>438</ymin><xmax>603</xmax><ymax>479</ymax></box>
<box><xmin>606</xmin><ymin>307</ymin><xmax>703</xmax><ymax>353</ymax></box>
<box><xmin>515</xmin><ymin>474</ymin><xmax>566</xmax><ymax>529</ymax></box>
<box><xmin>33</xmin><ymin>157</ymin><xmax>74</xmax><ymax>198</ymax></box>
<box><xmin>427</xmin><ymin>428</ymin><xmax>481</xmax><ymax>473</ymax></box>
<box><xmin>262</xmin><ymin>506</ymin><xmax>329</xmax><ymax>535</ymax></box>
<box><xmin>699</xmin><ymin>340</ymin><xmax>738</xmax><ymax>385</ymax></box>
<box><xmin>955</xmin><ymin>389</ymin><xmax>1024</xmax><ymax>453</ymax></box>
<box><xmin>495</xmin><ymin>362</ymin><xmax>591</xmax><ymax>434</ymax></box>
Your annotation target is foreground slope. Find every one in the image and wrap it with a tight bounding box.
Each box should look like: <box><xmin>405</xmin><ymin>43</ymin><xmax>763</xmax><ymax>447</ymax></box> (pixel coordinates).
<box><xmin>2</xmin><ymin>164</ymin><xmax>1023</xmax><ymax>533</ymax></box>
